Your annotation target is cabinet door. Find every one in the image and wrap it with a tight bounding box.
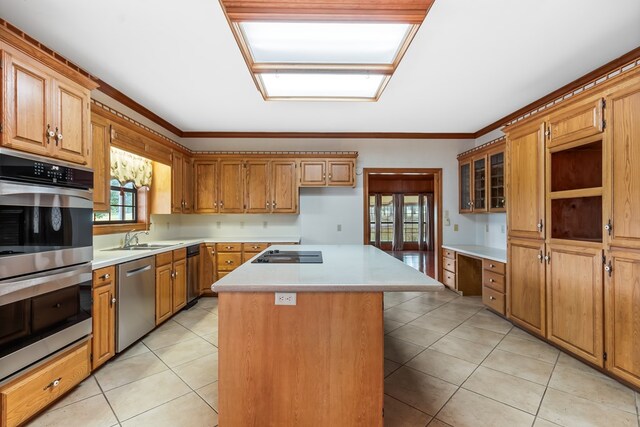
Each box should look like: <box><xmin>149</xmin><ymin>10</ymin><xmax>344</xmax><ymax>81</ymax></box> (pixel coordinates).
<box><xmin>300</xmin><ymin>161</ymin><xmax>326</xmax><ymax>186</ymax></box>
<box><xmin>604</xmin><ymin>249</ymin><xmax>640</xmax><ymax>389</ymax></box>
<box><xmin>219</xmin><ymin>161</ymin><xmax>245</xmax><ymax>213</ymax></box>
<box><xmin>506</xmin><ymin>122</ymin><xmax>545</xmax><ymax>239</ymax></box>
<box><xmin>473</xmin><ymin>155</ymin><xmax>487</xmax><ymax>211</ymax></box>
<box><xmin>2</xmin><ymin>51</ymin><xmax>52</xmax><ymax>156</ymax></box>
<box><xmin>327</xmin><ymin>160</ymin><xmax>354</xmax><ymax>186</ymax></box>
<box><xmin>172</xmin><ymin>152</ymin><xmax>184</xmax><ymax>213</ymax></box>
<box><xmin>245</xmin><ymin>160</ymin><xmax>270</xmax><ymax>213</ymax></box>
<box><xmin>155</xmin><ymin>263</ymin><xmax>173</xmax><ymax>325</ymax></box>
<box><xmin>92</xmin><ymin>282</ymin><xmax>115</xmax><ymax>370</ymax></box>
<box><xmin>507</xmin><ymin>238</ymin><xmax>546</xmax><ymax>336</ymax></box>
<box><xmin>172</xmin><ymin>258</ymin><xmax>187</xmax><ymax>312</ymax></box>
<box><xmin>271</xmin><ymin>161</ymin><xmax>298</xmax><ymax>213</ymax></box>
<box><xmin>547</xmin><ymin>98</ymin><xmax>603</xmax><ymax>148</ymax></box>
<box><xmin>546</xmin><ymin>244</ymin><xmax>603</xmax><ymax>366</ymax></box>
<box><xmin>488</xmin><ymin>150</ymin><xmax>506</xmax><ymax>212</ymax></box>
<box><xmin>52</xmin><ymin>79</ymin><xmax>90</xmax><ymax>165</ymax></box>
<box><xmin>606</xmin><ymin>83</ymin><xmax>640</xmax><ymax>249</ymax></box>
<box><xmin>183</xmin><ymin>157</ymin><xmax>193</xmax><ymax>214</ymax></box>
<box><xmin>194</xmin><ymin>161</ymin><xmax>218</xmax><ymax>213</ymax></box>
<box><xmin>459</xmin><ymin>160</ymin><xmax>472</xmax><ymax>213</ymax></box>
<box><xmin>201</xmin><ymin>244</ymin><xmax>215</xmax><ymax>295</ymax></box>
<box><xmin>91</xmin><ymin>115</ymin><xmax>111</xmax><ymax>212</ymax></box>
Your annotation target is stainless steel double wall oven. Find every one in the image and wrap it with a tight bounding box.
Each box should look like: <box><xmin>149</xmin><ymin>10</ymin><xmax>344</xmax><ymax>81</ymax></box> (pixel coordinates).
<box><xmin>0</xmin><ymin>148</ymin><xmax>94</xmax><ymax>381</ymax></box>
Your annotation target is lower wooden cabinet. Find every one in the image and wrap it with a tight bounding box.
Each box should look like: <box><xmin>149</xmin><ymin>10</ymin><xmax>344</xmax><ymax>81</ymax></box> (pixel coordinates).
<box><xmin>201</xmin><ymin>243</ymin><xmax>216</xmax><ymax>295</ymax></box>
<box><xmin>546</xmin><ymin>244</ymin><xmax>603</xmax><ymax>366</ymax></box>
<box><xmin>604</xmin><ymin>249</ymin><xmax>640</xmax><ymax>388</ymax></box>
<box><xmin>155</xmin><ymin>249</ymin><xmax>187</xmax><ymax>325</ymax></box>
<box><xmin>172</xmin><ymin>254</ymin><xmax>187</xmax><ymax>312</ymax></box>
<box><xmin>507</xmin><ymin>238</ymin><xmax>546</xmax><ymax>336</ymax></box>
<box><xmin>92</xmin><ymin>266</ymin><xmax>116</xmax><ymax>370</ymax></box>
<box><xmin>0</xmin><ymin>340</ymin><xmax>91</xmax><ymax>427</ymax></box>
<box><xmin>482</xmin><ymin>260</ymin><xmax>506</xmax><ymax>316</ymax></box>
<box><xmin>155</xmin><ymin>261</ymin><xmax>173</xmax><ymax>325</ymax></box>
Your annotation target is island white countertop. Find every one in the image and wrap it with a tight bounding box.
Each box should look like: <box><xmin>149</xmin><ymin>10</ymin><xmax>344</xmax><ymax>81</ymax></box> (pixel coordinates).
<box><xmin>442</xmin><ymin>244</ymin><xmax>507</xmax><ymax>263</ymax></box>
<box><xmin>212</xmin><ymin>245</ymin><xmax>444</xmax><ymax>293</ymax></box>
<box><xmin>92</xmin><ymin>236</ymin><xmax>301</xmax><ymax>270</ymax></box>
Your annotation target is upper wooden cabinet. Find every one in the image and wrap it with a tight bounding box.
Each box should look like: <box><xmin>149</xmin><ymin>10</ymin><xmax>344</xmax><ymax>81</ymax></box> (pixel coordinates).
<box><xmin>271</xmin><ymin>161</ymin><xmax>298</xmax><ymax>213</ymax></box>
<box><xmin>183</xmin><ymin>157</ymin><xmax>194</xmax><ymax>214</ymax></box>
<box><xmin>457</xmin><ymin>140</ymin><xmax>504</xmax><ymax>213</ymax></box>
<box><xmin>547</xmin><ymin>98</ymin><xmax>604</xmax><ymax>147</ymax></box>
<box><xmin>171</xmin><ymin>152</ymin><xmax>184</xmax><ymax>213</ymax></box>
<box><xmin>1</xmin><ymin>49</ymin><xmax>91</xmax><ymax>166</ymax></box>
<box><xmin>245</xmin><ymin>160</ymin><xmax>270</xmax><ymax>213</ymax></box>
<box><xmin>194</xmin><ymin>160</ymin><xmax>219</xmax><ymax>213</ymax></box>
<box><xmin>91</xmin><ymin>114</ymin><xmax>111</xmax><ymax>212</ymax></box>
<box><xmin>219</xmin><ymin>160</ymin><xmax>245</xmax><ymax>213</ymax></box>
<box><xmin>300</xmin><ymin>160</ymin><xmax>326</xmax><ymax>186</ymax></box>
<box><xmin>300</xmin><ymin>159</ymin><xmax>356</xmax><ymax>187</ymax></box>
<box><xmin>505</xmin><ymin>122</ymin><xmax>545</xmax><ymax>239</ymax></box>
<box><xmin>327</xmin><ymin>160</ymin><xmax>355</xmax><ymax>186</ymax></box>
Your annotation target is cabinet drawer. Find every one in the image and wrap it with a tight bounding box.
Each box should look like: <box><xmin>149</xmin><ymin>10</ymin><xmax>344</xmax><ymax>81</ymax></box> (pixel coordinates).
<box><xmin>217</xmin><ymin>271</ymin><xmax>230</xmax><ymax>280</ymax></box>
<box><xmin>443</xmin><ymin>271</ymin><xmax>456</xmax><ymax>289</ymax></box>
<box><xmin>482</xmin><ymin>259</ymin><xmax>505</xmax><ymax>275</ymax></box>
<box><xmin>443</xmin><ymin>257</ymin><xmax>456</xmax><ymax>273</ymax></box>
<box><xmin>483</xmin><ymin>270</ymin><xmax>505</xmax><ymax>293</ymax></box>
<box><xmin>482</xmin><ymin>287</ymin><xmax>505</xmax><ymax>315</ymax></box>
<box><xmin>156</xmin><ymin>251</ymin><xmax>173</xmax><ymax>267</ymax></box>
<box><xmin>173</xmin><ymin>248</ymin><xmax>186</xmax><ymax>261</ymax></box>
<box><xmin>217</xmin><ymin>253</ymin><xmax>242</xmax><ymax>271</ymax></box>
<box><xmin>216</xmin><ymin>243</ymin><xmax>242</xmax><ymax>252</ymax></box>
<box><xmin>0</xmin><ymin>340</ymin><xmax>90</xmax><ymax>427</ymax></box>
<box><xmin>93</xmin><ymin>266</ymin><xmax>115</xmax><ymax>287</ymax></box>
<box><xmin>242</xmin><ymin>252</ymin><xmax>260</xmax><ymax>263</ymax></box>
<box><xmin>443</xmin><ymin>248</ymin><xmax>456</xmax><ymax>260</ymax></box>
<box><xmin>242</xmin><ymin>243</ymin><xmax>269</xmax><ymax>252</ymax></box>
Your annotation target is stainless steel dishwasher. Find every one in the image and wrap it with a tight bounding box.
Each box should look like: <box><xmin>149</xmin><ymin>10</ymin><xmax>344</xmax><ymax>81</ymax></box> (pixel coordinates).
<box><xmin>116</xmin><ymin>256</ymin><xmax>156</xmax><ymax>352</ymax></box>
<box><xmin>186</xmin><ymin>245</ymin><xmax>200</xmax><ymax>308</ymax></box>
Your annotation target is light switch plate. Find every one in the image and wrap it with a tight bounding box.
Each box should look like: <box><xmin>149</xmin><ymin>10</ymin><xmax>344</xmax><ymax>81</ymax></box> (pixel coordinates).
<box><xmin>275</xmin><ymin>292</ymin><xmax>297</xmax><ymax>306</ymax></box>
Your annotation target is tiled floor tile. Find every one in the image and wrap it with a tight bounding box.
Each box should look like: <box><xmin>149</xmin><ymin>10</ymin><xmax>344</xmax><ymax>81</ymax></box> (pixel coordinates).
<box><xmin>196</xmin><ymin>381</ymin><xmax>219</xmax><ymax>412</ymax></box>
<box><xmin>447</xmin><ymin>296</ymin><xmax>483</xmax><ymax>308</ymax></box>
<box><xmin>200</xmin><ymin>332</ymin><xmax>219</xmax><ymax>347</ymax></box>
<box><xmin>429</xmin><ymin>335</ymin><xmax>494</xmax><ymax>364</ymax></box>
<box><xmin>497</xmin><ymin>334</ymin><xmax>559</xmax><ymax>364</ymax></box>
<box><xmin>464</xmin><ymin>310</ymin><xmax>513</xmax><ymax>334</ymax></box>
<box><xmin>424</xmin><ymin>306</ymin><xmax>478</xmax><ymax>323</ymax></box>
<box><xmin>172</xmin><ymin>308</ymin><xmax>213</xmax><ymax>324</ymax></box>
<box><xmin>384</xmin><ymin>336</ymin><xmax>425</xmax><ymax>364</ymax></box>
<box><xmin>448</xmin><ymin>324</ymin><xmax>505</xmax><ymax>347</ymax></box>
<box><xmin>176</xmin><ymin>314</ymin><xmax>219</xmax><ymax>336</ymax></box>
<box><xmin>142</xmin><ymin>322</ymin><xmax>199</xmax><ymax>350</ymax></box>
<box><xmin>548</xmin><ymin>365</ymin><xmax>637</xmax><ymax>413</ymax></box>
<box><xmin>388</xmin><ymin>325</ymin><xmax>444</xmax><ymax>347</ymax></box>
<box><xmin>415</xmin><ymin>291</ymin><xmax>458</xmax><ymax>304</ymax></box>
<box><xmin>394</xmin><ymin>299</ymin><xmax>442</xmax><ymax>315</ymax></box>
<box><xmin>427</xmin><ymin>420</ymin><xmax>452</xmax><ymax>427</ymax></box>
<box><xmin>384</xmin><ymin>319</ymin><xmax>405</xmax><ymax>334</ymax></box>
<box><xmin>121</xmin><ymin>392</ymin><xmax>217</xmax><ymax>427</ymax></box>
<box><xmin>48</xmin><ymin>376</ymin><xmax>102</xmax><ymax>411</ymax></box>
<box><xmin>104</xmin><ymin>370</ymin><xmax>191</xmax><ymax>421</ymax></box>
<box><xmin>385</xmin><ymin>367</ymin><xmax>457</xmax><ymax>416</ymax></box>
<box><xmin>409</xmin><ymin>314</ymin><xmax>462</xmax><ymax>334</ymax></box>
<box><xmin>407</xmin><ymin>348</ymin><xmax>477</xmax><ymax>386</ymax></box>
<box><xmin>116</xmin><ymin>341</ymin><xmax>150</xmax><ymax>361</ymax></box>
<box><xmin>508</xmin><ymin>326</ymin><xmax>541</xmax><ymax>342</ymax></box>
<box><xmin>554</xmin><ymin>352</ymin><xmax>601</xmax><ymax>376</ymax></box>
<box><xmin>385</xmin><ymin>292</ymin><xmax>422</xmax><ymax>307</ymax></box>
<box><xmin>153</xmin><ymin>337</ymin><xmax>217</xmax><ymax>368</ymax></box>
<box><xmin>385</xmin><ymin>307</ymin><xmax>424</xmax><ymax>323</ymax></box>
<box><xmin>172</xmin><ymin>353</ymin><xmax>219</xmax><ymax>389</ymax></box>
<box><xmin>538</xmin><ymin>388</ymin><xmax>638</xmax><ymax>427</ymax></box>
<box><xmin>385</xmin><ymin>359</ymin><xmax>402</xmax><ymax>377</ymax></box>
<box><xmin>28</xmin><ymin>394</ymin><xmax>118</xmax><ymax>427</ymax></box>
<box><xmin>383</xmin><ymin>394</ymin><xmax>432</xmax><ymax>427</ymax></box>
<box><xmin>533</xmin><ymin>418</ymin><xmax>562</xmax><ymax>426</ymax></box>
<box><xmin>462</xmin><ymin>366</ymin><xmax>546</xmax><ymax>414</ymax></box>
<box><xmin>95</xmin><ymin>351</ymin><xmax>168</xmax><ymax>391</ymax></box>
<box><xmin>438</xmin><ymin>388</ymin><xmax>535</xmax><ymax>427</ymax></box>
<box><xmin>482</xmin><ymin>349</ymin><xmax>555</xmax><ymax>385</ymax></box>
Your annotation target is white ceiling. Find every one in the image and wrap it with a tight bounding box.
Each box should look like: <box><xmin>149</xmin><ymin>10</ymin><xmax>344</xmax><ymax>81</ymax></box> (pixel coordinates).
<box><xmin>1</xmin><ymin>0</ymin><xmax>639</xmax><ymax>133</ymax></box>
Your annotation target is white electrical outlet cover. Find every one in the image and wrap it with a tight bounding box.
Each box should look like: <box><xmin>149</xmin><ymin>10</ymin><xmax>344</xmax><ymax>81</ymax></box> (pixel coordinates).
<box><xmin>275</xmin><ymin>292</ymin><xmax>297</xmax><ymax>306</ymax></box>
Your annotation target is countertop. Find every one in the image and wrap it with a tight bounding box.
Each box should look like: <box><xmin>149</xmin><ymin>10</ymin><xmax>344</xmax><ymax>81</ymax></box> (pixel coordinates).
<box><xmin>441</xmin><ymin>244</ymin><xmax>507</xmax><ymax>263</ymax></box>
<box><xmin>92</xmin><ymin>236</ymin><xmax>301</xmax><ymax>270</ymax></box>
<box><xmin>212</xmin><ymin>245</ymin><xmax>444</xmax><ymax>293</ymax></box>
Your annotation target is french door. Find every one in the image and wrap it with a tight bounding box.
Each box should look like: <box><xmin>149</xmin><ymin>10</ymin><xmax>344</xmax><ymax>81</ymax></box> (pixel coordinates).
<box><xmin>368</xmin><ymin>193</ymin><xmax>433</xmax><ymax>251</ymax></box>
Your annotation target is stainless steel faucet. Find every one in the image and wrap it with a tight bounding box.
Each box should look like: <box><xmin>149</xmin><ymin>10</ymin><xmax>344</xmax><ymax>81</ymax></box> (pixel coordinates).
<box><xmin>123</xmin><ymin>230</ymin><xmax>149</xmax><ymax>248</ymax></box>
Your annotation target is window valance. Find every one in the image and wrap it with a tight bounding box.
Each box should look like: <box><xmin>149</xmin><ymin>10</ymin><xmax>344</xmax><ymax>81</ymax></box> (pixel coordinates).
<box><xmin>110</xmin><ymin>147</ymin><xmax>152</xmax><ymax>188</ymax></box>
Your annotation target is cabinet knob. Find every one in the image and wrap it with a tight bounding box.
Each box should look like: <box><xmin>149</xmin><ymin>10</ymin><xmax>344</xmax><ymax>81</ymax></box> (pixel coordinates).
<box><xmin>54</xmin><ymin>127</ymin><xmax>62</xmax><ymax>146</ymax></box>
<box><xmin>110</xmin><ymin>296</ymin><xmax>116</xmax><ymax>307</ymax></box>
<box><xmin>489</xmin><ymin>278</ymin><xmax>495</xmax><ymax>282</ymax></box>
<box><xmin>45</xmin><ymin>124</ymin><xmax>55</xmax><ymax>143</ymax></box>
<box><xmin>225</xmin><ymin>246</ymin><xmax>232</xmax><ymax>249</ymax></box>
<box><xmin>489</xmin><ymin>296</ymin><xmax>496</xmax><ymax>301</ymax></box>
<box><xmin>101</xmin><ymin>273</ymin><xmax>110</xmax><ymax>280</ymax></box>
<box><xmin>489</xmin><ymin>264</ymin><xmax>495</xmax><ymax>268</ymax></box>
<box><xmin>43</xmin><ymin>377</ymin><xmax>62</xmax><ymax>390</ymax></box>
<box><xmin>225</xmin><ymin>260</ymin><xmax>234</xmax><ymax>264</ymax></box>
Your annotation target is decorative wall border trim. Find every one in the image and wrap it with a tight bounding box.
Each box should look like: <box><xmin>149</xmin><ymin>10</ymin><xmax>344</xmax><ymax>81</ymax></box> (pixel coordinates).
<box><xmin>457</xmin><ymin>136</ymin><xmax>505</xmax><ymax>159</ymax></box>
<box><xmin>191</xmin><ymin>150</ymin><xmax>358</xmax><ymax>155</ymax></box>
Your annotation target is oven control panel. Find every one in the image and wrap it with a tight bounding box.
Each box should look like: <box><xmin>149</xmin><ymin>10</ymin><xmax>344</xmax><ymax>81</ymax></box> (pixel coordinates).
<box><xmin>0</xmin><ymin>150</ymin><xmax>93</xmax><ymax>189</ymax></box>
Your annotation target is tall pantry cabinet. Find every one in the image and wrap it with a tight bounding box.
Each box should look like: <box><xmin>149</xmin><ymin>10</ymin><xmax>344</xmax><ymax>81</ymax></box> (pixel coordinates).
<box><xmin>504</xmin><ymin>69</ymin><xmax>640</xmax><ymax>388</ymax></box>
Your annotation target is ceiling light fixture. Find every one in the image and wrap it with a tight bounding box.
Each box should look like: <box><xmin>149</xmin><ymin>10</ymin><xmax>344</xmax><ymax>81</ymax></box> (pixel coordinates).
<box><xmin>219</xmin><ymin>0</ymin><xmax>435</xmax><ymax>101</ymax></box>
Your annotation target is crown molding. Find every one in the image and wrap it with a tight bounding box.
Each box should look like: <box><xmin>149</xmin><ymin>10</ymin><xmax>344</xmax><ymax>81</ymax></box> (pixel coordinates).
<box><xmin>181</xmin><ymin>131</ymin><xmax>474</xmax><ymax>139</ymax></box>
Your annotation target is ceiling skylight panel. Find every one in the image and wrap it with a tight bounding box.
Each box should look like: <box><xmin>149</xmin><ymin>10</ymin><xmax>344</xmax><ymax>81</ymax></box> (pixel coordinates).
<box><xmin>260</xmin><ymin>73</ymin><xmax>386</xmax><ymax>99</ymax></box>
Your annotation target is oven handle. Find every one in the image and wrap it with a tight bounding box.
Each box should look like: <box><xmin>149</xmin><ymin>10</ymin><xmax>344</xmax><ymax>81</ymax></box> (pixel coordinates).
<box><xmin>0</xmin><ymin>181</ymin><xmax>93</xmax><ymax>204</ymax></box>
<box><xmin>0</xmin><ymin>263</ymin><xmax>92</xmax><ymax>307</ymax></box>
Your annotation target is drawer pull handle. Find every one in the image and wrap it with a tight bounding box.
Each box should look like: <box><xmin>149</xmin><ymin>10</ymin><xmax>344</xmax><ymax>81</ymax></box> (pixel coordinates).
<box><xmin>101</xmin><ymin>273</ymin><xmax>110</xmax><ymax>280</ymax></box>
<box><xmin>225</xmin><ymin>260</ymin><xmax>234</xmax><ymax>264</ymax></box>
<box><xmin>44</xmin><ymin>378</ymin><xmax>62</xmax><ymax>390</ymax></box>
<box><xmin>489</xmin><ymin>296</ymin><xmax>496</xmax><ymax>301</ymax></box>
<box><xmin>489</xmin><ymin>279</ymin><xmax>495</xmax><ymax>282</ymax></box>
<box><xmin>252</xmin><ymin>246</ymin><xmax>259</xmax><ymax>249</ymax></box>
<box><xmin>489</xmin><ymin>264</ymin><xmax>495</xmax><ymax>268</ymax></box>
<box><xmin>225</xmin><ymin>246</ymin><xmax>232</xmax><ymax>249</ymax></box>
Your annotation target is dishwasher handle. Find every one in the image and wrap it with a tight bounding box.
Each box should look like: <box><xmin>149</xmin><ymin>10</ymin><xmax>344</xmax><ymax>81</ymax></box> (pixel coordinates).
<box><xmin>125</xmin><ymin>265</ymin><xmax>152</xmax><ymax>277</ymax></box>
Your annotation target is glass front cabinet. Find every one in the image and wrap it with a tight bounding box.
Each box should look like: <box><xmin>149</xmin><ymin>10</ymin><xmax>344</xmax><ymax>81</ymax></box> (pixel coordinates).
<box><xmin>458</xmin><ymin>140</ymin><xmax>505</xmax><ymax>214</ymax></box>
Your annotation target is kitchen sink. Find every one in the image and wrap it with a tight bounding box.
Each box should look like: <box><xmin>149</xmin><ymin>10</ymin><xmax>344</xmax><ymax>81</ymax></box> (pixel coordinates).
<box><xmin>102</xmin><ymin>243</ymin><xmax>181</xmax><ymax>251</ymax></box>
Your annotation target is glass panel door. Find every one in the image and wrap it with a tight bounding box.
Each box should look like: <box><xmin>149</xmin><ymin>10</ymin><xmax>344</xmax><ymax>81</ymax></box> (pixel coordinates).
<box><xmin>489</xmin><ymin>151</ymin><xmax>505</xmax><ymax>211</ymax></box>
<box><xmin>473</xmin><ymin>156</ymin><xmax>486</xmax><ymax>211</ymax></box>
<box><xmin>460</xmin><ymin>162</ymin><xmax>472</xmax><ymax>212</ymax></box>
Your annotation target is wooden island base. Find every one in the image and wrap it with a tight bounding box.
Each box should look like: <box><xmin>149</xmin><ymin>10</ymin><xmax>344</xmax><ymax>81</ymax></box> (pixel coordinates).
<box><xmin>218</xmin><ymin>292</ymin><xmax>384</xmax><ymax>427</ymax></box>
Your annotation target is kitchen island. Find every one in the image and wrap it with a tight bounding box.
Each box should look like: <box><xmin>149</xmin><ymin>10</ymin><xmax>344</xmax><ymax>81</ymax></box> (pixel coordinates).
<box><xmin>212</xmin><ymin>245</ymin><xmax>443</xmax><ymax>427</ymax></box>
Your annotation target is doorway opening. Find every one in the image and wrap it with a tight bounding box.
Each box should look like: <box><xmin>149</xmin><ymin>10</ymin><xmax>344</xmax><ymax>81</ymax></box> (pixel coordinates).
<box><xmin>363</xmin><ymin>169</ymin><xmax>442</xmax><ymax>280</ymax></box>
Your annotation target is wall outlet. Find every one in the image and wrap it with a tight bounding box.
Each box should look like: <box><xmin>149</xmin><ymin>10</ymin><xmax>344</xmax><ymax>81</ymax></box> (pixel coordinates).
<box><xmin>337</xmin><ymin>224</ymin><xmax>342</xmax><ymax>232</ymax></box>
<box><xmin>444</xmin><ymin>218</ymin><xmax>451</xmax><ymax>226</ymax></box>
<box><xmin>454</xmin><ymin>224</ymin><xmax>459</xmax><ymax>232</ymax></box>
<box><xmin>275</xmin><ymin>292</ymin><xmax>297</xmax><ymax>306</ymax></box>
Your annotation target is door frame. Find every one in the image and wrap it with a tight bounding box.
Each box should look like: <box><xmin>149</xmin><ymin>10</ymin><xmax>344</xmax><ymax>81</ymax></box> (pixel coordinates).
<box><xmin>363</xmin><ymin>168</ymin><xmax>443</xmax><ymax>281</ymax></box>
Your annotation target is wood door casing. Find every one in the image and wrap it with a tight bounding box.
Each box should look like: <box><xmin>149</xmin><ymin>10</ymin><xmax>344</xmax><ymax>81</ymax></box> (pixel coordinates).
<box><xmin>300</xmin><ymin>161</ymin><xmax>326</xmax><ymax>186</ymax></box>
<box><xmin>606</xmin><ymin>83</ymin><xmax>640</xmax><ymax>249</ymax></box>
<box><xmin>172</xmin><ymin>258</ymin><xmax>187</xmax><ymax>312</ymax></box>
<box><xmin>171</xmin><ymin>152</ymin><xmax>184</xmax><ymax>213</ymax></box>
<box><xmin>219</xmin><ymin>161</ymin><xmax>245</xmax><ymax>213</ymax></box>
<box><xmin>52</xmin><ymin>79</ymin><xmax>90</xmax><ymax>165</ymax></box>
<box><xmin>271</xmin><ymin>161</ymin><xmax>297</xmax><ymax>213</ymax></box>
<box><xmin>506</xmin><ymin>122</ymin><xmax>545</xmax><ymax>239</ymax></box>
<box><xmin>546</xmin><ymin>244</ymin><xmax>603</xmax><ymax>366</ymax></box>
<box><xmin>245</xmin><ymin>160</ymin><xmax>270</xmax><ymax>213</ymax></box>
<box><xmin>507</xmin><ymin>238</ymin><xmax>546</xmax><ymax>336</ymax></box>
<box><xmin>194</xmin><ymin>161</ymin><xmax>218</xmax><ymax>213</ymax></box>
<box><xmin>604</xmin><ymin>249</ymin><xmax>640</xmax><ymax>388</ymax></box>
<box><xmin>155</xmin><ymin>263</ymin><xmax>173</xmax><ymax>325</ymax></box>
<box><xmin>91</xmin><ymin>115</ymin><xmax>111</xmax><ymax>212</ymax></box>
<box><xmin>327</xmin><ymin>160</ymin><xmax>354</xmax><ymax>186</ymax></box>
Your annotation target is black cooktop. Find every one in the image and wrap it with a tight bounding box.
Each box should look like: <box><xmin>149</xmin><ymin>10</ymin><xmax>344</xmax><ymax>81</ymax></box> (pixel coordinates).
<box><xmin>252</xmin><ymin>250</ymin><xmax>323</xmax><ymax>264</ymax></box>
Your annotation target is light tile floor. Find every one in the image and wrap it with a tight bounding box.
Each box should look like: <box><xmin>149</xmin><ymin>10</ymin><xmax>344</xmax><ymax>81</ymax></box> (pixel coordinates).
<box><xmin>27</xmin><ymin>290</ymin><xmax>640</xmax><ymax>427</ymax></box>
